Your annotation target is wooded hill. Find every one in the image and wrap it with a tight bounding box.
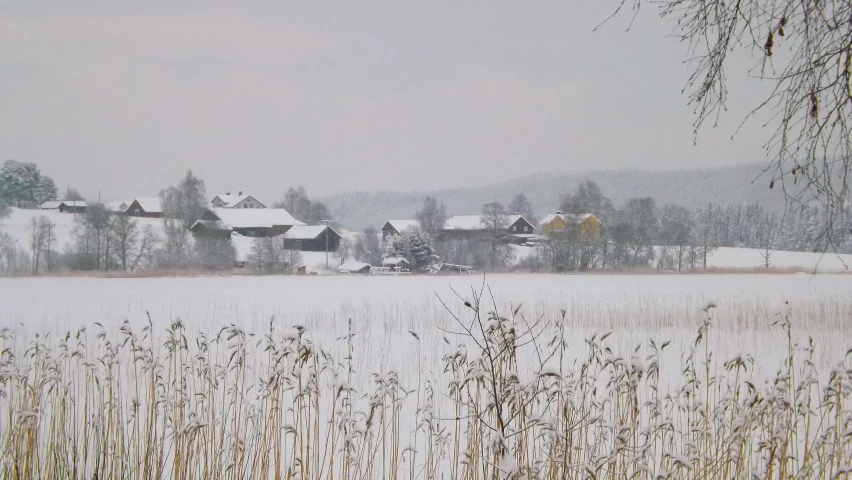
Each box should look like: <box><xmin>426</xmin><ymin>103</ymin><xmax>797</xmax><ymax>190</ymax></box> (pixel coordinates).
<box><xmin>320</xmin><ymin>163</ymin><xmax>786</xmax><ymax>230</ymax></box>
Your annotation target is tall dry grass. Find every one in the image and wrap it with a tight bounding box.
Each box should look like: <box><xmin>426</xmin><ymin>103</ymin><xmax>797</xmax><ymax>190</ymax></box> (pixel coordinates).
<box><xmin>0</xmin><ymin>291</ymin><xmax>851</xmax><ymax>479</ymax></box>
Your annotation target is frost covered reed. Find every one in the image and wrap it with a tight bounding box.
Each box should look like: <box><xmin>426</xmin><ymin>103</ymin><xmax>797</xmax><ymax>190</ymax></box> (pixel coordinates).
<box><xmin>0</xmin><ymin>292</ymin><xmax>851</xmax><ymax>479</ymax></box>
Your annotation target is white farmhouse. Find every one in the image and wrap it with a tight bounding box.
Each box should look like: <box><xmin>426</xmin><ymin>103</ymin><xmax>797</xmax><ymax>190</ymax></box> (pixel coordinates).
<box><xmin>210</xmin><ymin>192</ymin><xmax>266</xmax><ymax>209</ymax></box>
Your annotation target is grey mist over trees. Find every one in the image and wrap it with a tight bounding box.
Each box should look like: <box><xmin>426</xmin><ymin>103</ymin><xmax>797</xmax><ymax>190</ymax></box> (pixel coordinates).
<box><xmin>508</xmin><ymin>194</ymin><xmax>536</xmax><ymax>225</ymax></box>
<box><xmin>274</xmin><ymin>187</ymin><xmax>332</xmax><ymax>225</ymax></box>
<box><xmin>63</xmin><ymin>187</ymin><xmax>85</xmax><ymax>202</ymax></box>
<box><xmin>559</xmin><ymin>181</ymin><xmax>616</xmax><ymax>223</ymax></box>
<box><xmin>353</xmin><ymin>227</ymin><xmax>383</xmax><ymax>267</ymax></box>
<box><xmin>320</xmin><ymin>164</ymin><xmax>788</xmax><ymax>230</ymax></box>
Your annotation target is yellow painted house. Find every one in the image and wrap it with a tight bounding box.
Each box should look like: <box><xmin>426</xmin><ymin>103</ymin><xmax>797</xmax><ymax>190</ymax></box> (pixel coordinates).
<box><xmin>539</xmin><ymin>212</ymin><xmax>602</xmax><ymax>240</ymax></box>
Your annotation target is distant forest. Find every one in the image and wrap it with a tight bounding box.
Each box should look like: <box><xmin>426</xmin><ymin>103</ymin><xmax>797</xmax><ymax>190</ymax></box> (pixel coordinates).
<box><xmin>320</xmin><ymin>164</ymin><xmax>787</xmax><ymax>230</ymax></box>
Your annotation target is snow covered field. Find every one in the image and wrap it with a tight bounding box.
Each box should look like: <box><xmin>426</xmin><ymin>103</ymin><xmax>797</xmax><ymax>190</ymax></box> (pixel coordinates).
<box><xmin>706</xmin><ymin>246</ymin><xmax>852</xmax><ymax>271</ymax></box>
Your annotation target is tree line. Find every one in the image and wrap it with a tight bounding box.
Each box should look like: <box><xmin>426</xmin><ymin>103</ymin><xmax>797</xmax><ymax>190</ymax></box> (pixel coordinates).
<box><xmin>345</xmin><ymin>180</ymin><xmax>852</xmax><ymax>272</ymax></box>
<box><xmin>0</xmin><ymin>162</ymin><xmax>331</xmax><ymax>276</ymax></box>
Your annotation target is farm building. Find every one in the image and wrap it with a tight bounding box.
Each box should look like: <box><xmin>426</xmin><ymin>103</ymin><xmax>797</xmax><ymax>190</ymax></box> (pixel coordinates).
<box><xmin>381</xmin><ymin>220</ymin><xmax>420</xmax><ymax>239</ymax></box>
<box><xmin>210</xmin><ymin>192</ymin><xmax>266</xmax><ymax>209</ymax></box>
<box><xmin>40</xmin><ymin>200</ymin><xmax>88</xmax><ymax>214</ymax></box>
<box><xmin>440</xmin><ymin>215</ymin><xmax>536</xmax><ymax>242</ymax></box>
<box><xmin>126</xmin><ymin>198</ymin><xmax>164</xmax><ymax>218</ymax></box>
<box><xmin>539</xmin><ymin>212</ymin><xmax>601</xmax><ymax>240</ymax></box>
<box><xmin>382</xmin><ymin>256</ymin><xmax>411</xmax><ymax>271</ymax></box>
<box><xmin>339</xmin><ymin>261</ymin><xmax>372</xmax><ymax>274</ymax></box>
<box><xmin>106</xmin><ymin>200</ymin><xmax>130</xmax><ymax>214</ymax></box>
<box><xmin>190</xmin><ymin>207</ymin><xmax>305</xmax><ymax>238</ymax></box>
<box><xmin>281</xmin><ymin>225</ymin><xmax>342</xmax><ymax>252</ymax></box>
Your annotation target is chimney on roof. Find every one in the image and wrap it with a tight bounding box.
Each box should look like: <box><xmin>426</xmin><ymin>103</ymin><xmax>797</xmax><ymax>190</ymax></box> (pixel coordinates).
<box><xmin>238</xmin><ymin>191</ymin><xmax>243</xmax><ymax>196</ymax></box>
<box><xmin>226</xmin><ymin>192</ymin><xmax>231</xmax><ymax>195</ymax></box>
<box><xmin>557</xmin><ymin>211</ymin><xmax>564</xmax><ymax>215</ymax></box>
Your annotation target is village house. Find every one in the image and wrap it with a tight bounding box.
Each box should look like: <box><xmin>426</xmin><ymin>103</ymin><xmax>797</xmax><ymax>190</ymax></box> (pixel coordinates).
<box><xmin>281</xmin><ymin>225</ymin><xmax>342</xmax><ymax>252</ymax></box>
<box><xmin>40</xmin><ymin>200</ymin><xmax>88</xmax><ymax>214</ymax></box>
<box><xmin>126</xmin><ymin>198</ymin><xmax>164</xmax><ymax>218</ymax></box>
<box><xmin>190</xmin><ymin>207</ymin><xmax>305</xmax><ymax>238</ymax></box>
<box><xmin>539</xmin><ymin>212</ymin><xmax>601</xmax><ymax>240</ymax></box>
<box><xmin>439</xmin><ymin>215</ymin><xmax>536</xmax><ymax>243</ymax></box>
<box><xmin>380</xmin><ymin>220</ymin><xmax>420</xmax><ymax>239</ymax></box>
<box><xmin>210</xmin><ymin>192</ymin><xmax>266</xmax><ymax>209</ymax></box>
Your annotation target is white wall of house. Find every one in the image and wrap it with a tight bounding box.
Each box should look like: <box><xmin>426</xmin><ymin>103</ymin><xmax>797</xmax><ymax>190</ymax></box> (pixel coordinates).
<box><xmin>232</xmin><ymin>197</ymin><xmax>264</xmax><ymax>209</ymax></box>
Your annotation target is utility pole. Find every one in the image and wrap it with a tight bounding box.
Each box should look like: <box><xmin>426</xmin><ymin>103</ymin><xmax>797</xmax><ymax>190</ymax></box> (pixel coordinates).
<box><xmin>320</xmin><ymin>220</ymin><xmax>332</xmax><ymax>269</ymax></box>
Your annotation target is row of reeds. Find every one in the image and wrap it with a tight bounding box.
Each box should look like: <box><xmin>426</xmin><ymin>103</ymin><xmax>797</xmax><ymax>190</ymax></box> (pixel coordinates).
<box><xmin>0</xmin><ymin>293</ymin><xmax>850</xmax><ymax>479</ymax></box>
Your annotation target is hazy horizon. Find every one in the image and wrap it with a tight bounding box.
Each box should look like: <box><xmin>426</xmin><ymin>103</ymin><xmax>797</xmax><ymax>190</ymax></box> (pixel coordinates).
<box><xmin>1</xmin><ymin>3</ymin><xmax>774</xmax><ymax>204</ymax></box>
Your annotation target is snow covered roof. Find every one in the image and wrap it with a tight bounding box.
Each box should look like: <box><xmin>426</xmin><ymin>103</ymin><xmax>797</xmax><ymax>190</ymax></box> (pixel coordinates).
<box><xmin>106</xmin><ymin>200</ymin><xmax>129</xmax><ymax>213</ymax></box>
<box><xmin>133</xmin><ymin>197</ymin><xmax>163</xmax><ymax>213</ymax></box>
<box><xmin>211</xmin><ymin>193</ymin><xmax>265</xmax><ymax>208</ymax></box>
<box><xmin>40</xmin><ymin>201</ymin><xmax>62</xmax><ymax>209</ymax></box>
<box><xmin>443</xmin><ymin>215</ymin><xmax>524</xmax><ymax>231</ymax></box>
<box><xmin>382</xmin><ymin>220</ymin><xmax>420</xmax><ymax>233</ymax></box>
<box><xmin>282</xmin><ymin>225</ymin><xmax>340</xmax><ymax>240</ymax></box>
<box><xmin>205</xmin><ymin>207</ymin><xmax>305</xmax><ymax>229</ymax></box>
<box><xmin>383</xmin><ymin>256</ymin><xmax>410</xmax><ymax>266</ymax></box>
<box><xmin>540</xmin><ymin>213</ymin><xmax>597</xmax><ymax>226</ymax></box>
<box><xmin>339</xmin><ymin>261</ymin><xmax>372</xmax><ymax>273</ymax></box>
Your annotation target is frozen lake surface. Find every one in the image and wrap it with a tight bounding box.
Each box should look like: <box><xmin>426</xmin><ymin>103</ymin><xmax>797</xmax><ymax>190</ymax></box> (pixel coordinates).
<box><xmin>2</xmin><ymin>273</ymin><xmax>850</xmax><ymax>379</ymax></box>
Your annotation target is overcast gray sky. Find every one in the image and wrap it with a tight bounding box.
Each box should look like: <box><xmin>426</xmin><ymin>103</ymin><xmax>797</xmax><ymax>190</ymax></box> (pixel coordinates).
<box><xmin>0</xmin><ymin>2</ymin><xmax>772</xmax><ymax>202</ymax></box>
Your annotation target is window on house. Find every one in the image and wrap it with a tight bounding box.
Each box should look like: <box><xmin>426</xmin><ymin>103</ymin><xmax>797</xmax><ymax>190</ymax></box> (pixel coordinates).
<box><xmin>524</xmin><ymin>226</ymin><xmax>529</xmax><ymax>232</ymax></box>
<box><xmin>513</xmin><ymin>226</ymin><xmax>517</xmax><ymax>232</ymax></box>
<box><xmin>134</xmin><ymin>209</ymin><xmax>140</xmax><ymax>217</ymax></box>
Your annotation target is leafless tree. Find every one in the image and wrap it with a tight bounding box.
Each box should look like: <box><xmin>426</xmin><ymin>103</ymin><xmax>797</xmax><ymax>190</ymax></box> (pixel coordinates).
<box><xmin>416</xmin><ymin>196</ymin><xmax>448</xmax><ymax>236</ymax></box>
<box><xmin>111</xmin><ymin>214</ymin><xmax>138</xmax><ymax>270</ymax></box>
<box><xmin>0</xmin><ymin>232</ymin><xmax>14</xmax><ymax>266</ymax></box>
<box><xmin>284</xmin><ymin>248</ymin><xmax>303</xmax><ymax>272</ymax></box>
<box><xmin>609</xmin><ymin>0</ymin><xmax>852</xmax><ymax>244</ymax></box>
<box><xmin>355</xmin><ymin>227</ymin><xmax>383</xmax><ymax>265</ymax></box>
<box><xmin>481</xmin><ymin>202</ymin><xmax>514</xmax><ymax>269</ymax></box>
<box><xmin>130</xmin><ymin>225</ymin><xmax>158</xmax><ymax>271</ymax></box>
<box><xmin>29</xmin><ymin>216</ymin><xmax>55</xmax><ymax>274</ymax></box>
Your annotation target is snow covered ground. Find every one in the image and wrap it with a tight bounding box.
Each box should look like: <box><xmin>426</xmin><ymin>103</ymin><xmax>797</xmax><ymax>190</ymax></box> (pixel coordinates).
<box><xmin>706</xmin><ymin>246</ymin><xmax>852</xmax><ymax>271</ymax></box>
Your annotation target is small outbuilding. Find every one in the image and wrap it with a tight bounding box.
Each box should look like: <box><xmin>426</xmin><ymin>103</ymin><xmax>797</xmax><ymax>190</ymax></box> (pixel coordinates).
<box><xmin>40</xmin><ymin>200</ymin><xmax>88</xmax><ymax>213</ymax></box>
<box><xmin>127</xmin><ymin>198</ymin><xmax>164</xmax><ymax>218</ymax></box>
<box><xmin>339</xmin><ymin>261</ymin><xmax>372</xmax><ymax>274</ymax></box>
<box><xmin>281</xmin><ymin>225</ymin><xmax>342</xmax><ymax>252</ymax></box>
<box><xmin>382</xmin><ymin>256</ymin><xmax>411</xmax><ymax>271</ymax></box>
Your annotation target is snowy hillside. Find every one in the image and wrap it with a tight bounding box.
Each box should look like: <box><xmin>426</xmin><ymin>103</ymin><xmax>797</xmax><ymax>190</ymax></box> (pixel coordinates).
<box><xmin>320</xmin><ymin>164</ymin><xmax>786</xmax><ymax>230</ymax></box>
<box><xmin>0</xmin><ymin>207</ymin><xmax>165</xmax><ymax>253</ymax></box>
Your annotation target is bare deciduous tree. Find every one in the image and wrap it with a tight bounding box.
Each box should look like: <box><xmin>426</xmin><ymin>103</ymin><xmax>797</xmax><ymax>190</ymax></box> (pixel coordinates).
<box><xmin>481</xmin><ymin>202</ymin><xmax>514</xmax><ymax>269</ymax></box>
<box><xmin>609</xmin><ymin>0</ymin><xmax>852</xmax><ymax>243</ymax></box>
<box><xmin>111</xmin><ymin>214</ymin><xmax>138</xmax><ymax>270</ymax></box>
<box><xmin>130</xmin><ymin>225</ymin><xmax>158</xmax><ymax>271</ymax></box>
<box><xmin>416</xmin><ymin>196</ymin><xmax>448</xmax><ymax>236</ymax></box>
<box><xmin>29</xmin><ymin>216</ymin><xmax>55</xmax><ymax>274</ymax></box>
